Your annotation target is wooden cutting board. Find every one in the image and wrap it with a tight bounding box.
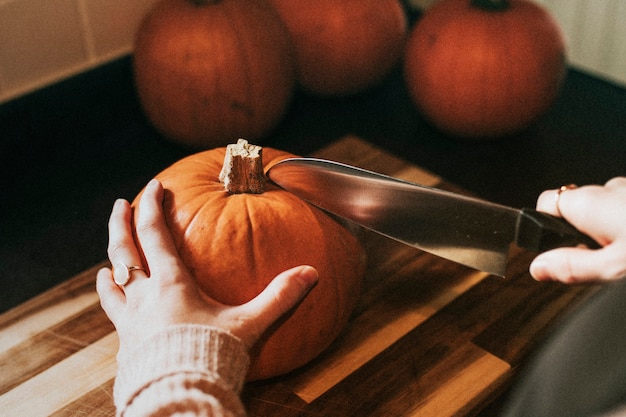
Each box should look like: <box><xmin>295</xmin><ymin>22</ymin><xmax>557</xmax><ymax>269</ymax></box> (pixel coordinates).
<box><xmin>0</xmin><ymin>136</ymin><xmax>595</xmax><ymax>416</ymax></box>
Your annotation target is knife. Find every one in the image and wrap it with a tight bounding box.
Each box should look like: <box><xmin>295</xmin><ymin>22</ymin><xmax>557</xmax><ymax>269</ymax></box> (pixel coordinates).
<box><xmin>267</xmin><ymin>158</ymin><xmax>599</xmax><ymax>277</ymax></box>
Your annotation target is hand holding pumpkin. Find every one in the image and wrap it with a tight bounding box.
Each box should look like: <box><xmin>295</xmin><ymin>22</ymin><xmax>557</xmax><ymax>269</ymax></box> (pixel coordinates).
<box><xmin>96</xmin><ymin>178</ymin><xmax>319</xmax><ymax>355</ymax></box>
<box><xmin>129</xmin><ymin>142</ymin><xmax>365</xmax><ymax>380</ymax></box>
<box><xmin>530</xmin><ymin>177</ymin><xmax>626</xmax><ymax>283</ymax></box>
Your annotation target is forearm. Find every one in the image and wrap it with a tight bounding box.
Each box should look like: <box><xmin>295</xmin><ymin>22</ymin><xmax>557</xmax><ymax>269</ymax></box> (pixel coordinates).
<box><xmin>114</xmin><ymin>324</ymin><xmax>250</xmax><ymax>417</ymax></box>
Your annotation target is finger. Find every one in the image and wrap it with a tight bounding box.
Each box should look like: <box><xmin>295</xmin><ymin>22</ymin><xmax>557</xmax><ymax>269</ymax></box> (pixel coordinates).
<box><xmin>536</xmin><ymin>186</ymin><xmax>584</xmax><ymax>217</ymax></box>
<box><xmin>96</xmin><ymin>267</ymin><xmax>126</xmax><ymax>324</ymax></box>
<box><xmin>107</xmin><ymin>198</ymin><xmax>147</xmax><ymax>284</ymax></box>
<box><xmin>134</xmin><ymin>179</ymin><xmax>183</xmax><ymax>279</ymax></box>
<box><xmin>240</xmin><ymin>266</ymin><xmax>319</xmax><ymax>340</ymax></box>
<box><xmin>604</xmin><ymin>176</ymin><xmax>626</xmax><ymax>189</ymax></box>
<box><xmin>530</xmin><ymin>244</ymin><xmax>626</xmax><ymax>283</ymax></box>
<box><xmin>535</xmin><ymin>189</ymin><xmax>562</xmax><ymax>217</ymax></box>
<box><xmin>536</xmin><ymin>184</ymin><xmax>609</xmax><ymax>243</ymax></box>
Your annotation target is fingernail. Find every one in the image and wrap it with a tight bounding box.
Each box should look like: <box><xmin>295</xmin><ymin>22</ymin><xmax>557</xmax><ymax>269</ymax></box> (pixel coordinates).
<box><xmin>113</xmin><ymin>198</ymin><xmax>126</xmax><ymax>209</ymax></box>
<box><xmin>147</xmin><ymin>178</ymin><xmax>160</xmax><ymax>189</ymax></box>
<box><xmin>529</xmin><ymin>257</ymin><xmax>550</xmax><ymax>281</ymax></box>
<box><xmin>298</xmin><ymin>266</ymin><xmax>319</xmax><ymax>288</ymax></box>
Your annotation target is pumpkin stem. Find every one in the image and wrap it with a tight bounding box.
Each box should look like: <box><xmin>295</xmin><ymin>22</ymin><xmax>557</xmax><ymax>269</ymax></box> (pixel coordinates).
<box><xmin>219</xmin><ymin>139</ymin><xmax>266</xmax><ymax>194</ymax></box>
<box><xmin>470</xmin><ymin>0</ymin><xmax>509</xmax><ymax>11</ymax></box>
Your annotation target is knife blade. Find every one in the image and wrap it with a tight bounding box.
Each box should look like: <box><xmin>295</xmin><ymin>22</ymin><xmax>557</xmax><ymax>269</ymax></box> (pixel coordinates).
<box><xmin>267</xmin><ymin>158</ymin><xmax>599</xmax><ymax>277</ymax></box>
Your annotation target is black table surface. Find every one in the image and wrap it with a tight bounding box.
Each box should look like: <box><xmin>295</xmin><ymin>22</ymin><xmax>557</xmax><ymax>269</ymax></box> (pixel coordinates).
<box><xmin>1</xmin><ymin>53</ymin><xmax>625</xmax><ymax>313</ymax></box>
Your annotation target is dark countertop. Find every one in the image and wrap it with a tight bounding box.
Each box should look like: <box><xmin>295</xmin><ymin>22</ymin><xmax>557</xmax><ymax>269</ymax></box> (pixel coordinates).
<box><xmin>1</xmin><ymin>53</ymin><xmax>625</xmax><ymax>313</ymax></box>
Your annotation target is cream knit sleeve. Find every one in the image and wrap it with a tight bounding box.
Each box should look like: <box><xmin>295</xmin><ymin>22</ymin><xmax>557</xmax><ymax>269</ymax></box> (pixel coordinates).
<box><xmin>114</xmin><ymin>324</ymin><xmax>250</xmax><ymax>417</ymax></box>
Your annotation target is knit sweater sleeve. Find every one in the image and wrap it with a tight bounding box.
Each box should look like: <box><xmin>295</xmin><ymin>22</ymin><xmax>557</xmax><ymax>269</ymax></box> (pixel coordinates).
<box><xmin>113</xmin><ymin>324</ymin><xmax>250</xmax><ymax>417</ymax></box>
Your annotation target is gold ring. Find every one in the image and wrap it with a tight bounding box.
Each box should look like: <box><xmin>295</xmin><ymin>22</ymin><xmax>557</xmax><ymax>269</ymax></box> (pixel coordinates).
<box><xmin>555</xmin><ymin>184</ymin><xmax>577</xmax><ymax>216</ymax></box>
<box><xmin>113</xmin><ymin>262</ymin><xmax>145</xmax><ymax>286</ymax></box>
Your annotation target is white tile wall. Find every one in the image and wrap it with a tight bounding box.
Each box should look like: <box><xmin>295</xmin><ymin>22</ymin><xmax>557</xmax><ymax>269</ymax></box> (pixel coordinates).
<box><xmin>0</xmin><ymin>0</ymin><xmax>158</xmax><ymax>104</ymax></box>
<box><xmin>0</xmin><ymin>0</ymin><xmax>624</xmax><ymax>105</ymax></box>
<box><xmin>534</xmin><ymin>0</ymin><xmax>626</xmax><ymax>88</ymax></box>
<box><xmin>0</xmin><ymin>0</ymin><xmax>86</xmax><ymax>93</ymax></box>
<box><xmin>81</xmin><ymin>0</ymin><xmax>159</xmax><ymax>58</ymax></box>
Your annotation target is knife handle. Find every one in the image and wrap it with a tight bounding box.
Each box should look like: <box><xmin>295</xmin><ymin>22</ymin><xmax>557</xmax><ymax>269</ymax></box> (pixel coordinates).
<box><xmin>517</xmin><ymin>208</ymin><xmax>601</xmax><ymax>252</ymax></box>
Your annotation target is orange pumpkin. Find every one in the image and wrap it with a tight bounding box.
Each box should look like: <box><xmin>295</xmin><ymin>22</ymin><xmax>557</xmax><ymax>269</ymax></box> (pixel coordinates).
<box><xmin>133</xmin><ymin>0</ymin><xmax>295</xmax><ymax>149</ymax></box>
<box><xmin>268</xmin><ymin>0</ymin><xmax>407</xmax><ymax>96</ymax></box>
<box><xmin>132</xmin><ymin>141</ymin><xmax>366</xmax><ymax>380</ymax></box>
<box><xmin>404</xmin><ymin>0</ymin><xmax>566</xmax><ymax>139</ymax></box>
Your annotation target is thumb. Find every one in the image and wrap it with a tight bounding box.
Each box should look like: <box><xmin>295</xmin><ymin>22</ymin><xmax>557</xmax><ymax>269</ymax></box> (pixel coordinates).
<box><xmin>530</xmin><ymin>244</ymin><xmax>625</xmax><ymax>283</ymax></box>
<box><xmin>239</xmin><ymin>266</ymin><xmax>318</xmax><ymax>343</ymax></box>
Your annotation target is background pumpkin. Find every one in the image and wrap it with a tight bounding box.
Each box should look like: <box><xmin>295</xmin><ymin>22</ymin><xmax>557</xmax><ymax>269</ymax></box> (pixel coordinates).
<box><xmin>267</xmin><ymin>0</ymin><xmax>408</xmax><ymax>96</ymax></box>
<box><xmin>132</xmin><ymin>144</ymin><xmax>366</xmax><ymax>380</ymax></box>
<box><xmin>404</xmin><ymin>0</ymin><xmax>566</xmax><ymax>139</ymax></box>
<box><xmin>133</xmin><ymin>0</ymin><xmax>295</xmax><ymax>149</ymax></box>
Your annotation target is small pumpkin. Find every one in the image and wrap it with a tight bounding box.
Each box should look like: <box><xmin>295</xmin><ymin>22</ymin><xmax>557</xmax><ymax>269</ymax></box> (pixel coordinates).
<box><xmin>132</xmin><ymin>140</ymin><xmax>366</xmax><ymax>380</ymax></box>
<box><xmin>404</xmin><ymin>0</ymin><xmax>566</xmax><ymax>139</ymax></box>
<box><xmin>267</xmin><ymin>0</ymin><xmax>408</xmax><ymax>96</ymax></box>
<box><xmin>133</xmin><ymin>0</ymin><xmax>295</xmax><ymax>149</ymax></box>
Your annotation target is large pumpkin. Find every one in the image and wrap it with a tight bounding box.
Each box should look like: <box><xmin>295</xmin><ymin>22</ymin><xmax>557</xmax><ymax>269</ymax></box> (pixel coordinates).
<box><xmin>404</xmin><ymin>0</ymin><xmax>566</xmax><ymax>139</ymax></box>
<box><xmin>132</xmin><ymin>141</ymin><xmax>366</xmax><ymax>380</ymax></box>
<box><xmin>133</xmin><ymin>0</ymin><xmax>295</xmax><ymax>149</ymax></box>
<box><xmin>267</xmin><ymin>0</ymin><xmax>407</xmax><ymax>96</ymax></box>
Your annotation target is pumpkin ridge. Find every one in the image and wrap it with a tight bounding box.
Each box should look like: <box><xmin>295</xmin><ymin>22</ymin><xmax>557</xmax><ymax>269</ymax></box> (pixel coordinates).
<box><xmin>242</xmin><ymin>195</ymin><xmax>265</xmax><ymax>289</ymax></box>
<box><xmin>324</xmin><ymin>217</ymin><xmax>363</xmax><ymax>333</ymax></box>
<box><xmin>286</xmin><ymin>199</ymin><xmax>353</xmax><ymax>332</ymax></box>
<box><xmin>181</xmin><ymin>191</ymin><xmax>223</xmax><ymax>239</ymax></box>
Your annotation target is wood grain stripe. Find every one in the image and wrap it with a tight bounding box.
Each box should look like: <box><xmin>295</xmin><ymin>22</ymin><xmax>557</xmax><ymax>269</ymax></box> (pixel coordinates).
<box><xmin>51</xmin><ymin>378</ymin><xmax>116</xmax><ymax>417</ymax></box>
<box><xmin>407</xmin><ymin>343</ymin><xmax>510</xmax><ymax>417</ymax></box>
<box><xmin>0</xmin><ymin>303</ymin><xmax>114</xmax><ymax>395</ymax></box>
<box><xmin>0</xmin><ymin>263</ymin><xmax>104</xmax><ymax>350</ymax></box>
<box><xmin>291</xmin><ymin>270</ymin><xmax>488</xmax><ymax>402</ymax></box>
<box><xmin>0</xmin><ymin>332</ymin><xmax>117</xmax><ymax>416</ymax></box>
